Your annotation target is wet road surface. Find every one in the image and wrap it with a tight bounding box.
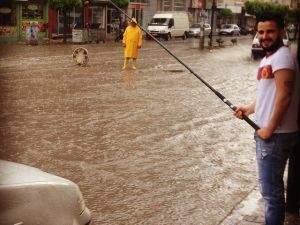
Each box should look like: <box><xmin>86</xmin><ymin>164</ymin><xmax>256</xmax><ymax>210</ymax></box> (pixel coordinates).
<box><xmin>0</xmin><ymin>37</ymin><xmax>260</xmax><ymax>224</ymax></box>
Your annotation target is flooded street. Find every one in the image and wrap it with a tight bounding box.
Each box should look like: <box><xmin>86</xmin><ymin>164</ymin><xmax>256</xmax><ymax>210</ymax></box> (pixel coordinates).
<box><xmin>0</xmin><ymin>37</ymin><xmax>260</xmax><ymax>224</ymax></box>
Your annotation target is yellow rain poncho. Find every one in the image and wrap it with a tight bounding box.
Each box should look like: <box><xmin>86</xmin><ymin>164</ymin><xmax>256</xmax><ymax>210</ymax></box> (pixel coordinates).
<box><xmin>122</xmin><ymin>23</ymin><xmax>142</xmax><ymax>59</ymax></box>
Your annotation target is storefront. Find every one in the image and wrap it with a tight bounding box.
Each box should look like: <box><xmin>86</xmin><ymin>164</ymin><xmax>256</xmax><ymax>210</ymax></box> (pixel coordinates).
<box><xmin>189</xmin><ymin>0</ymin><xmax>206</xmax><ymax>23</ymax></box>
<box><xmin>128</xmin><ymin>0</ymin><xmax>149</xmax><ymax>27</ymax></box>
<box><xmin>0</xmin><ymin>0</ymin><xmax>48</xmax><ymax>42</ymax></box>
<box><xmin>21</xmin><ymin>0</ymin><xmax>48</xmax><ymax>40</ymax></box>
<box><xmin>0</xmin><ymin>0</ymin><xmax>18</xmax><ymax>41</ymax></box>
<box><xmin>89</xmin><ymin>0</ymin><xmax>108</xmax><ymax>31</ymax></box>
<box><xmin>46</xmin><ymin>0</ymin><xmax>109</xmax><ymax>41</ymax></box>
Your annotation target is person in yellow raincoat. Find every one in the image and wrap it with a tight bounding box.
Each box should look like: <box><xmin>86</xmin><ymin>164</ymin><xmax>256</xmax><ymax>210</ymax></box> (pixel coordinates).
<box><xmin>122</xmin><ymin>18</ymin><xmax>142</xmax><ymax>70</ymax></box>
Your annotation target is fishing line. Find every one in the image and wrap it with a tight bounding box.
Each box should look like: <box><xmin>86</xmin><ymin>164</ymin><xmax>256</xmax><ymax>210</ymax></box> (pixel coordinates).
<box><xmin>109</xmin><ymin>1</ymin><xmax>259</xmax><ymax>130</ymax></box>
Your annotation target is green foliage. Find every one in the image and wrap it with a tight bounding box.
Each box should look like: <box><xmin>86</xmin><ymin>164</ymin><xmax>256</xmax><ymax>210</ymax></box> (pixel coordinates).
<box><xmin>48</xmin><ymin>0</ymin><xmax>82</xmax><ymax>11</ymax></box>
<box><xmin>244</xmin><ymin>0</ymin><xmax>289</xmax><ymax>17</ymax></box>
<box><xmin>111</xmin><ymin>0</ymin><xmax>129</xmax><ymax>8</ymax></box>
<box><xmin>287</xmin><ymin>8</ymin><xmax>300</xmax><ymax>24</ymax></box>
<box><xmin>219</xmin><ymin>8</ymin><xmax>233</xmax><ymax>18</ymax></box>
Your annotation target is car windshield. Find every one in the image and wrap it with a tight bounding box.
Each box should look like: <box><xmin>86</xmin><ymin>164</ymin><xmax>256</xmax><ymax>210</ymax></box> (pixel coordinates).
<box><xmin>149</xmin><ymin>18</ymin><xmax>169</xmax><ymax>26</ymax></box>
<box><xmin>190</xmin><ymin>24</ymin><xmax>201</xmax><ymax>28</ymax></box>
<box><xmin>222</xmin><ymin>25</ymin><xmax>233</xmax><ymax>29</ymax></box>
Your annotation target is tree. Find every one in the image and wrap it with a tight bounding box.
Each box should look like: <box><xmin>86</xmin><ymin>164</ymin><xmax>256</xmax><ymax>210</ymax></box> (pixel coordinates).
<box><xmin>110</xmin><ymin>0</ymin><xmax>129</xmax><ymax>29</ymax></box>
<box><xmin>244</xmin><ymin>0</ymin><xmax>289</xmax><ymax>18</ymax></box>
<box><xmin>244</xmin><ymin>0</ymin><xmax>290</xmax><ymax>34</ymax></box>
<box><xmin>287</xmin><ymin>9</ymin><xmax>300</xmax><ymax>64</ymax></box>
<box><xmin>219</xmin><ymin>8</ymin><xmax>233</xmax><ymax>24</ymax></box>
<box><xmin>111</xmin><ymin>0</ymin><xmax>129</xmax><ymax>8</ymax></box>
<box><xmin>286</xmin><ymin>8</ymin><xmax>300</xmax><ymax>40</ymax></box>
<box><xmin>48</xmin><ymin>0</ymin><xmax>82</xmax><ymax>43</ymax></box>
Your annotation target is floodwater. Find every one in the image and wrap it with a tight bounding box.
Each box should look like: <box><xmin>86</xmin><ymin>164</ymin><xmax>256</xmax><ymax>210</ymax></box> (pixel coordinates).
<box><xmin>0</xmin><ymin>37</ymin><xmax>260</xmax><ymax>224</ymax></box>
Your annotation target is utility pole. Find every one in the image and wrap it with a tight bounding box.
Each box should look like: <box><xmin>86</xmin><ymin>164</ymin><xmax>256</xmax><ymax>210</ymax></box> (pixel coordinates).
<box><xmin>209</xmin><ymin>0</ymin><xmax>217</xmax><ymax>48</ymax></box>
<box><xmin>199</xmin><ymin>16</ymin><xmax>204</xmax><ymax>50</ymax></box>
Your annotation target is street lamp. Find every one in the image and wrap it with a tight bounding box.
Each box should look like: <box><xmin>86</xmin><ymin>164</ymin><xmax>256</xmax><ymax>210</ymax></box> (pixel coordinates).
<box><xmin>209</xmin><ymin>0</ymin><xmax>216</xmax><ymax>47</ymax></box>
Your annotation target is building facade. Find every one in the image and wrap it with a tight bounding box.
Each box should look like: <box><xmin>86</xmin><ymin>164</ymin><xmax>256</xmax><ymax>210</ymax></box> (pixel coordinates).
<box><xmin>0</xmin><ymin>0</ymin><xmax>48</xmax><ymax>42</ymax></box>
<box><xmin>1</xmin><ymin>0</ymin><xmax>298</xmax><ymax>42</ymax></box>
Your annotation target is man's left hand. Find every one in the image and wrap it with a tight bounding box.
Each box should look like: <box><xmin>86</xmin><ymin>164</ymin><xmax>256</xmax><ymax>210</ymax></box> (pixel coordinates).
<box><xmin>257</xmin><ymin>127</ymin><xmax>273</xmax><ymax>140</ymax></box>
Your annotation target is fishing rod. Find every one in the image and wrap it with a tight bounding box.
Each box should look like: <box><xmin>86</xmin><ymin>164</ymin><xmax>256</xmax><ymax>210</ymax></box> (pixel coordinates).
<box><xmin>109</xmin><ymin>1</ymin><xmax>260</xmax><ymax>131</ymax></box>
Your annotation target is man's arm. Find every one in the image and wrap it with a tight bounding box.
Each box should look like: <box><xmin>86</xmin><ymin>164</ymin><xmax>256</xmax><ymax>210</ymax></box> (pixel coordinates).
<box><xmin>258</xmin><ymin>69</ymin><xmax>295</xmax><ymax>139</ymax></box>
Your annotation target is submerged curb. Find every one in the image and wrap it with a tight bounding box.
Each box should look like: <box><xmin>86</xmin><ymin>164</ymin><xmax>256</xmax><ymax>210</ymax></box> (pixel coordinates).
<box><xmin>220</xmin><ymin>186</ymin><xmax>264</xmax><ymax>225</ymax></box>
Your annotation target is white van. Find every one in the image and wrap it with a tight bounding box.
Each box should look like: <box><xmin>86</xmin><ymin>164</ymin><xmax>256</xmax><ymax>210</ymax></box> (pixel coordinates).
<box><xmin>147</xmin><ymin>12</ymin><xmax>189</xmax><ymax>41</ymax></box>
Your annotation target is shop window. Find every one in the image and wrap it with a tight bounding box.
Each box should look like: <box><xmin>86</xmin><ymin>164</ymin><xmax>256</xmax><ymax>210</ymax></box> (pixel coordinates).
<box><xmin>0</xmin><ymin>0</ymin><xmax>16</xmax><ymax>26</ymax></box>
<box><xmin>89</xmin><ymin>6</ymin><xmax>104</xmax><ymax>26</ymax></box>
<box><xmin>58</xmin><ymin>7</ymin><xmax>83</xmax><ymax>34</ymax></box>
<box><xmin>22</xmin><ymin>2</ymin><xmax>44</xmax><ymax>20</ymax></box>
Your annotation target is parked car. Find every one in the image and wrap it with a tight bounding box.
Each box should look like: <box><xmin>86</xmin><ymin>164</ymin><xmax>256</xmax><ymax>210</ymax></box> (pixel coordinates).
<box><xmin>0</xmin><ymin>160</ymin><xmax>91</xmax><ymax>225</ymax></box>
<box><xmin>239</xmin><ymin>26</ymin><xmax>254</xmax><ymax>35</ymax></box>
<box><xmin>251</xmin><ymin>31</ymin><xmax>290</xmax><ymax>59</ymax></box>
<box><xmin>219</xmin><ymin>24</ymin><xmax>240</xmax><ymax>35</ymax></box>
<box><xmin>188</xmin><ymin>23</ymin><xmax>211</xmax><ymax>37</ymax></box>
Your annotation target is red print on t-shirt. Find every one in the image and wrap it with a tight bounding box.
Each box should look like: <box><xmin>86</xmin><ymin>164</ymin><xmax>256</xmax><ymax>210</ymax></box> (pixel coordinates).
<box><xmin>257</xmin><ymin>65</ymin><xmax>274</xmax><ymax>80</ymax></box>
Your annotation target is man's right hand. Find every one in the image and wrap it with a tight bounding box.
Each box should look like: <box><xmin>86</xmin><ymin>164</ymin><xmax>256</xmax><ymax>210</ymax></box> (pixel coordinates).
<box><xmin>233</xmin><ymin>106</ymin><xmax>248</xmax><ymax>119</ymax></box>
<box><xmin>233</xmin><ymin>102</ymin><xmax>256</xmax><ymax>120</ymax></box>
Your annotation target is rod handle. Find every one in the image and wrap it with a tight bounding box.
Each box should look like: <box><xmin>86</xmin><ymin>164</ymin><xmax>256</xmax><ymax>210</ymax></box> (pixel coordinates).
<box><xmin>231</xmin><ymin>105</ymin><xmax>260</xmax><ymax>130</ymax></box>
<box><xmin>215</xmin><ymin>91</ymin><xmax>260</xmax><ymax>131</ymax></box>
<box><xmin>242</xmin><ymin>115</ymin><xmax>260</xmax><ymax>130</ymax></box>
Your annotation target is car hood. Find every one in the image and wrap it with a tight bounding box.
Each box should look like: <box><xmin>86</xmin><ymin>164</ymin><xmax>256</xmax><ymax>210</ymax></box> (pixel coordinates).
<box><xmin>0</xmin><ymin>160</ymin><xmax>72</xmax><ymax>186</ymax></box>
<box><xmin>189</xmin><ymin>28</ymin><xmax>200</xmax><ymax>31</ymax></box>
<box><xmin>220</xmin><ymin>28</ymin><xmax>233</xmax><ymax>32</ymax></box>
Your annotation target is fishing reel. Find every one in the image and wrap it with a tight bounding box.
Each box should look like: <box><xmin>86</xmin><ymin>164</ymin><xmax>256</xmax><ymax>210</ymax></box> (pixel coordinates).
<box><xmin>72</xmin><ymin>47</ymin><xmax>89</xmax><ymax>66</ymax></box>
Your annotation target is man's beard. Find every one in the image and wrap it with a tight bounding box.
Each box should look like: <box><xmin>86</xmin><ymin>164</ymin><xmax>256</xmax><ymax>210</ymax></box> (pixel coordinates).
<box><xmin>260</xmin><ymin>37</ymin><xmax>283</xmax><ymax>53</ymax></box>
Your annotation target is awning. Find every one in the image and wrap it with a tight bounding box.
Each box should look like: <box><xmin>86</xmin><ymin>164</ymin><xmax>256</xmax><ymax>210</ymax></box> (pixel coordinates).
<box><xmin>90</xmin><ymin>0</ymin><xmax>111</xmax><ymax>5</ymax></box>
<box><xmin>245</xmin><ymin>13</ymin><xmax>255</xmax><ymax>17</ymax></box>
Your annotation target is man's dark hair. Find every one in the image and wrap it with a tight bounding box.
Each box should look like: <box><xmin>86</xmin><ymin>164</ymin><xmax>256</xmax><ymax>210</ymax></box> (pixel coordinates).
<box><xmin>256</xmin><ymin>12</ymin><xmax>285</xmax><ymax>30</ymax></box>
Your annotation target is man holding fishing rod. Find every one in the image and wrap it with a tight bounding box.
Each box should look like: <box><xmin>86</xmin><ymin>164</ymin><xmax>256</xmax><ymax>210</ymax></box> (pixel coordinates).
<box><xmin>234</xmin><ymin>12</ymin><xmax>300</xmax><ymax>225</ymax></box>
<box><xmin>108</xmin><ymin>2</ymin><xmax>299</xmax><ymax>223</ymax></box>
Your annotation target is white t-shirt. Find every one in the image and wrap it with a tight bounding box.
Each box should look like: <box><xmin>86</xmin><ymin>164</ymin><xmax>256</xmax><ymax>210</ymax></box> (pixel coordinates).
<box><xmin>255</xmin><ymin>46</ymin><xmax>299</xmax><ymax>133</ymax></box>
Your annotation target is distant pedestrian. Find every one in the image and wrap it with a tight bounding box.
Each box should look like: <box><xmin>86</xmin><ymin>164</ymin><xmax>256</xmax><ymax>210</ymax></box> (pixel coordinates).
<box><xmin>122</xmin><ymin>18</ymin><xmax>142</xmax><ymax>70</ymax></box>
<box><xmin>115</xmin><ymin>19</ymin><xmax>128</xmax><ymax>42</ymax></box>
<box><xmin>234</xmin><ymin>12</ymin><xmax>300</xmax><ymax>225</ymax></box>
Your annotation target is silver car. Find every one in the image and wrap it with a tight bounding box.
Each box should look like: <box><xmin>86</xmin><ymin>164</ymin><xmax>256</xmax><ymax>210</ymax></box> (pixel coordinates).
<box><xmin>0</xmin><ymin>160</ymin><xmax>91</xmax><ymax>225</ymax></box>
<box><xmin>219</xmin><ymin>24</ymin><xmax>240</xmax><ymax>35</ymax></box>
<box><xmin>188</xmin><ymin>23</ymin><xmax>211</xmax><ymax>37</ymax></box>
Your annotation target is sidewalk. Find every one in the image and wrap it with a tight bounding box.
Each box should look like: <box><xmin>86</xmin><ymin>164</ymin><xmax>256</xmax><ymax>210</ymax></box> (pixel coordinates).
<box><xmin>220</xmin><ymin>186</ymin><xmax>265</xmax><ymax>225</ymax></box>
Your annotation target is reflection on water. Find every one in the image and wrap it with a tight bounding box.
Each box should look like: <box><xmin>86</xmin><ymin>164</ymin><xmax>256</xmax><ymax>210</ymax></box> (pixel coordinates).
<box><xmin>0</xmin><ymin>40</ymin><xmax>259</xmax><ymax>225</ymax></box>
<box><xmin>122</xmin><ymin>70</ymin><xmax>137</xmax><ymax>89</ymax></box>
